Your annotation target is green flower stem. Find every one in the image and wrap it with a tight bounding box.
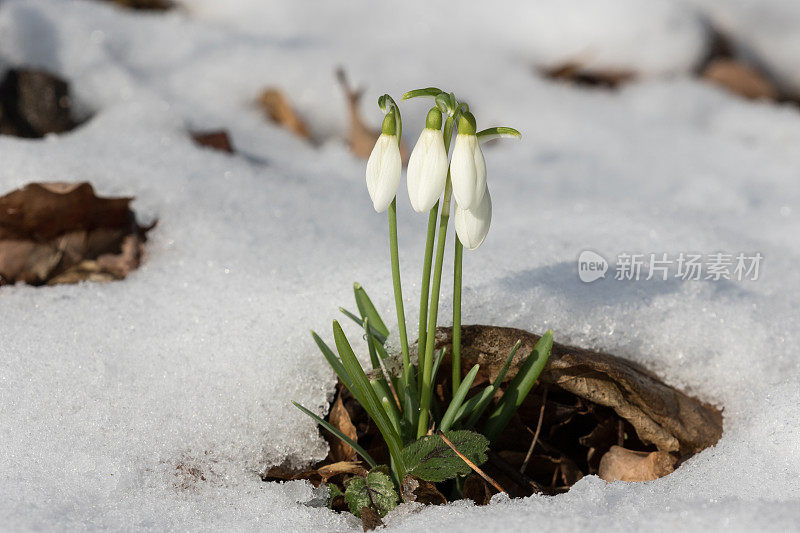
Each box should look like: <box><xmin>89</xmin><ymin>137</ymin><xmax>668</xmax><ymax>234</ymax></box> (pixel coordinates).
<box><xmin>416</xmin><ymin>178</ymin><xmax>454</xmax><ymax>438</ymax></box>
<box><xmin>389</xmin><ymin>198</ymin><xmax>411</xmax><ymax>390</ymax></box>
<box><xmin>416</xmin><ymin>202</ymin><xmax>439</xmax><ymax>394</ymax></box>
<box><xmin>417</xmin><ymin>115</ymin><xmax>455</xmax><ymax>397</ymax></box>
<box><xmin>452</xmin><ymin>237</ymin><xmax>463</xmax><ymax>397</ymax></box>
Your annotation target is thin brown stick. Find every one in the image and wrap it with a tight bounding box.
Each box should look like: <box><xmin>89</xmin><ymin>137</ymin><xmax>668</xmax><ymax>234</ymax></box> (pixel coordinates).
<box><xmin>439</xmin><ymin>432</ymin><xmax>506</xmax><ymax>494</ymax></box>
<box><xmin>520</xmin><ymin>386</ymin><xmax>547</xmax><ymax>474</ymax></box>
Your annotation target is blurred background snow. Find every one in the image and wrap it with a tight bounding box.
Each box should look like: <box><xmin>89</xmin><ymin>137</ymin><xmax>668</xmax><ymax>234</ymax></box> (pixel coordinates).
<box><xmin>0</xmin><ymin>0</ymin><xmax>798</xmax><ymax>531</ymax></box>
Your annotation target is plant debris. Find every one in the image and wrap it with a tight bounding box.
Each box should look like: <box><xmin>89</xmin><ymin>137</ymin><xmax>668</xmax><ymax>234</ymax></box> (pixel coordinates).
<box><xmin>190</xmin><ymin>130</ymin><xmax>235</xmax><ymax>153</ymax></box>
<box><xmin>0</xmin><ymin>182</ymin><xmax>151</xmax><ymax>286</ymax></box>
<box><xmin>96</xmin><ymin>0</ymin><xmax>172</xmax><ymax>10</ymax></box>
<box><xmin>0</xmin><ymin>69</ymin><xmax>82</xmax><ymax>138</ymax></box>
<box><xmin>539</xmin><ymin>62</ymin><xmax>634</xmax><ymax>89</ymax></box>
<box><xmin>702</xmin><ymin>58</ymin><xmax>778</xmax><ymax>101</ymax></box>
<box><xmin>266</xmin><ymin>324</ymin><xmax>722</xmax><ymax>510</ymax></box>
<box><xmin>335</xmin><ymin>68</ymin><xmax>408</xmax><ymax>161</ymax></box>
<box><xmin>598</xmin><ymin>445</ymin><xmax>676</xmax><ymax>482</ymax></box>
<box><xmin>257</xmin><ymin>88</ymin><xmax>311</xmax><ymax>139</ymax></box>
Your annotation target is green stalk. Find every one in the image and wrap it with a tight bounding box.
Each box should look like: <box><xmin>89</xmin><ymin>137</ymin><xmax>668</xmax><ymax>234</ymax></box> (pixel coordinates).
<box><xmin>416</xmin><ymin>179</ymin><xmax>454</xmax><ymax>438</ymax></box>
<box><xmin>416</xmin><ymin>202</ymin><xmax>439</xmax><ymax>394</ymax></box>
<box><xmin>389</xmin><ymin>198</ymin><xmax>411</xmax><ymax>389</ymax></box>
<box><xmin>452</xmin><ymin>237</ymin><xmax>463</xmax><ymax>396</ymax></box>
<box><xmin>417</xmin><ymin>115</ymin><xmax>454</xmax><ymax>397</ymax></box>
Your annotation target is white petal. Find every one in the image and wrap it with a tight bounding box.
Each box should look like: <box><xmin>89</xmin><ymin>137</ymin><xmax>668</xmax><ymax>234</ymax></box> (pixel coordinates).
<box><xmin>472</xmin><ymin>141</ymin><xmax>487</xmax><ymax>207</ymax></box>
<box><xmin>450</xmin><ymin>134</ymin><xmax>479</xmax><ymax>209</ymax></box>
<box><xmin>407</xmin><ymin>129</ymin><xmax>447</xmax><ymax>212</ymax></box>
<box><xmin>454</xmin><ymin>187</ymin><xmax>491</xmax><ymax>250</ymax></box>
<box><xmin>366</xmin><ymin>134</ymin><xmax>402</xmax><ymax>212</ymax></box>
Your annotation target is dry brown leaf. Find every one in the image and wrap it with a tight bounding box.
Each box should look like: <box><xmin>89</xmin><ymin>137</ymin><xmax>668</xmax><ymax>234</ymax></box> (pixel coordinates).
<box><xmin>98</xmin><ymin>0</ymin><xmax>172</xmax><ymax>10</ymax></box>
<box><xmin>317</xmin><ymin>461</ymin><xmax>367</xmax><ymax>484</ymax></box>
<box><xmin>462</xmin><ymin>473</ymin><xmax>492</xmax><ymax>505</ymax></box>
<box><xmin>0</xmin><ymin>182</ymin><xmax>149</xmax><ymax>285</ymax></box>
<box><xmin>258</xmin><ymin>88</ymin><xmax>310</xmax><ymax>139</ymax></box>
<box><xmin>0</xmin><ymin>69</ymin><xmax>78</xmax><ymax>138</ymax></box>
<box><xmin>191</xmin><ymin>130</ymin><xmax>234</xmax><ymax>153</ymax></box>
<box><xmin>435</xmin><ymin>325</ymin><xmax>723</xmax><ymax>456</ymax></box>
<box><xmin>703</xmin><ymin>58</ymin><xmax>778</xmax><ymax>100</ymax></box>
<box><xmin>541</xmin><ymin>62</ymin><xmax>634</xmax><ymax>88</ymax></box>
<box><xmin>360</xmin><ymin>506</ymin><xmax>383</xmax><ymax>531</ymax></box>
<box><xmin>335</xmin><ymin>68</ymin><xmax>407</xmax><ymax>161</ymax></box>
<box><xmin>328</xmin><ymin>393</ymin><xmax>358</xmax><ymax>462</ymax></box>
<box><xmin>400</xmin><ymin>475</ymin><xmax>447</xmax><ymax>506</ymax></box>
<box><xmin>598</xmin><ymin>445</ymin><xmax>676</xmax><ymax>482</ymax></box>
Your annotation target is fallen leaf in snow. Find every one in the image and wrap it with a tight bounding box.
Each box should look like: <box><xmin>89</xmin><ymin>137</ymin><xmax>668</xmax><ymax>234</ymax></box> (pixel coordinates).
<box><xmin>191</xmin><ymin>130</ymin><xmax>235</xmax><ymax>153</ymax></box>
<box><xmin>462</xmin><ymin>473</ymin><xmax>492</xmax><ymax>505</ymax></box>
<box><xmin>258</xmin><ymin>88</ymin><xmax>310</xmax><ymax>139</ymax></box>
<box><xmin>327</xmin><ymin>392</ymin><xmax>358</xmax><ymax>462</ymax></box>
<box><xmin>400</xmin><ymin>475</ymin><xmax>447</xmax><ymax>505</ymax></box>
<box><xmin>359</xmin><ymin>506</ymin><xmax>383</xmax><ymax>531</ymax></box>
<box><xmin>0</xmin><ymin>182</ymin><xmax>149</xmax><ymax>285</ymax></box>
<box><xmin>703</xmin><ymin>58</ymin><xmax>778</xmax><ymax>100</ymax></box>
<box><xmin>0</xmin><ymin>69</ymin><xmax>79</xmax><ymax>138</ymax></box>
<box><xmin>540</xmin><ymin>62</ymin><xmax>634</xmax><ymax>89</ymax></box>
<box><xmin>335</xmin><ymin>68</ymin><xmax>408</xmax><ymax>161</ymax></box>
<box><xmin>598</xmin><ymin>445</ymin><xmax>676</xmax><ymax>482</ymax></box>
<box><xmin>435</xmin><ymin>325</ymin><xmax>723</xmax><ymax>456</ymax></box>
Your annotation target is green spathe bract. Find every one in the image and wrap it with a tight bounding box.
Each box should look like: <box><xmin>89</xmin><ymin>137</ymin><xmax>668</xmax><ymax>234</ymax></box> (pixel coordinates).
<box><xmin>297</xmin><ymin>86</ymin><xmax>552</xmax><ymax>511</ymax></box>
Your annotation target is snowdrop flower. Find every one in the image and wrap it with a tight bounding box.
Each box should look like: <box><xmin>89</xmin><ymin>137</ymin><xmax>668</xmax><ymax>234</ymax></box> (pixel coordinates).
<box><xmin>450</xmin><ymin>112</ymin><xmax>486</xmax><ymax>211</ymax></box>
<box><xmin>406</xmin><ymin>108</ymin><xmax>448</xmax><ymax>212</ymax></box>
<box><xmin>454</xmin><ymin>186</ymin><xmax>491</xmax><ymax>250</ymax></box>
<box><xmin>366</xmin><ymin>112</ymin><xmax>402</xmax><ymax>212</ymax></box>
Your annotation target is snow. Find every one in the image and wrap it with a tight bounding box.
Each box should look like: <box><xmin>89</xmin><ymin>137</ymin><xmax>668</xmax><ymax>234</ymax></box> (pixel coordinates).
<box><xmin>0</xmin><ymin>0</ymin><xmax>798</xmax><ymax>531</ymax></box>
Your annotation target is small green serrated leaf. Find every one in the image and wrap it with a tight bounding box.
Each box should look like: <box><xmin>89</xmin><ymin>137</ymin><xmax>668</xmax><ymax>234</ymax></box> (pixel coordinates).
<box><xmin>401</xmin><ymin>430</ymin><xmax>488</xmax><ymax>482</ymax></box>
<box><xmin>327</xmin><ymin>483</ymin><xmax>343</xmax><ymax>509</ymax></box>
<box><xmin>344</xmin><ymin>469</ymin><xmax>399</xmax><ymax>518</ymax></box>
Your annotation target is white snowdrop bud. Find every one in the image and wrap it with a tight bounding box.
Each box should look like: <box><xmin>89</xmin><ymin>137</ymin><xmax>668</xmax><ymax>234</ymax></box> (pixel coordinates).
<box><xmin>406</xmin><ymin>108</ymin><xmax>448</xmax><ymax>212</ymax></box>
<box><xmin>365</xmin><ymin>112</ymin><xmax>402</xmax><ymax>213</ymax></box>
<box><xmin>454</xmin><ymin>186</ymin><xmax>492</xmax><ymax>250</ymax></box>
<box><xmin>450</xmin><ymin>112</ymin><xmax>486</xmax><ymax>211</ymax></box>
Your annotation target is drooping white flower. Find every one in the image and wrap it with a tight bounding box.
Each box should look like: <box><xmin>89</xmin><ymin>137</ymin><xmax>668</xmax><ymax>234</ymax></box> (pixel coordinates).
<box><xmin>454</xmin><ymin>186</ymin><xmax>492</xmax><ymax>250</ymax></box>
<box><xmin>406</xmin><ymin>108</ymin><xmax>448</xmax><ymax>213</ymax></box>
<box><xmin>450</xmin><ymin>112</ymin><xmax>486</xmax><ymax>211</ymax></box>
<box><xmin>365</xmin><ymin>112</ymin><xmax>402</xmax><ymax>213</ymax></box>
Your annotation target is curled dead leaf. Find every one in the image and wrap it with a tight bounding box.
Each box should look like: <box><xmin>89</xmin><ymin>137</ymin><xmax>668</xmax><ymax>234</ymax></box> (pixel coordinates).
<box><xmin>0</xmin><ymin>182</ymin><xmax>150</xmax><ymax>286</ymax></box>
<box><xmin>703</xmin><ymin>58</ymin><xmax>778</xmax><ymax>101</ymax></box>
<box><xmin>327</xmin><ymin>392</ymin><xmax>358</xmax><ymax>462</ymax></box>
<box><xmin>462</xmin><ymin>473</ymin><xmax>492</xmax><ymax>506</ymax></box>
<box><xmin>435</xmin><ymin>325</ymin><xmax>722</xmax><ymax>456</ymax></box>
<box><xmin>360</xmin><ymin>506</ymin><xmax>383</xmax><ymax>532</ymax></box>
<box><xmin>191</xmin><ymin>130</ymin><xmax>234</xmax><ymax>153</ymax></box>
<box><xmin>335</xmin><ymin>68</ymin><xmax>407</xmax><ymax>161</ymax></box>
<box><xmin>400</xmin><ymin>475</ymin><xmax>446</xmax><ymax>506</ymax></box>
<box><xmin>317</xmin><ymin>461</ymin><xmax>367</xmax><ymax>483</ymax></box>
<box><xmin>598</xmin><ymin>445</ymin><xmax>676</xmax><ymax>482</ymax></box>
<box><xmin>0</xmin><ymin>69</ymin><xmax>80</xmax><ymax>138</ymax></box>
<box><xmin>258</xmin><ymin>88</ymin><xmax>310</xmax><ymax>139</ymax></box>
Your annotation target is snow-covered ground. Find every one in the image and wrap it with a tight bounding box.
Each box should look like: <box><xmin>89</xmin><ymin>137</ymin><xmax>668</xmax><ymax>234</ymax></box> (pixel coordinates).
<box><xmin>0</xmin><ymin>0</ymin><xmax>798</xmax><ymax>531</ymax></box>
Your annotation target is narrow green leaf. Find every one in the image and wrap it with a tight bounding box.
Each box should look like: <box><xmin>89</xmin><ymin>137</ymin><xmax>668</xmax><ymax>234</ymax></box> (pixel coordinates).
<box><xmin>483</xmin><ymin>331</ymin><xmax>553</xmax><ymax>442</ymax></box>
<box><xmin>344</xmin><ymin>469</ymin><xmax>399</xmax><ymax>518</ymax></box>
<box><xmin>333</xmin><ymin>321</ymin><xmax>406</xmax><ymax>475</ymax></box>
<box><xmin>339</xmin><ymin>308</ymin><xmax>387</xmax><ymax>344</ymax></box>
<box><xmin>353</xmin><ymin>283</ymin><xmax>390</xmax><ymax>339</ymax></box>
<box><xmin>439</xmin><ymin>364</ymin><xmax>480</xmax><ymax>432</ymax></box>
<box><xmin>465</xmin><ymin>340</ymin><xmax>522</xmax><ymax>427</ymax></box>
<box><xmin>363</xmin><ymin>317</ymin><xmax>382</xmax><ymax>369</ymax></box>
<box><xmin>431</xmin><ymin>348</ymin><xmax>445</xmax><ymax>385</ymax></box>
<box><xmin>401</xmin><ymin>430</ymin><xmax>489</xmax><ymax>482</ymax></box>
<box><xmin>401</xmin><ymin>87</ymin><xmax>444</xmax><ymax>100</ymax></box>
<box><xmin>292</xmin><ymin>401</ymin><xmax>377</xmax><ymax>468</ymax></box>
<box><xmin>311</xmin><ymin>331</ymin><xmax>354</xmax><ymax>392</ymax></box>
<box><xmin>477</xmin><ymin>126</ymin><xmax>521</xmax><ymax>144</ymax></box>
